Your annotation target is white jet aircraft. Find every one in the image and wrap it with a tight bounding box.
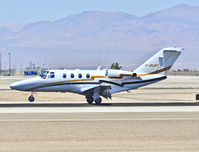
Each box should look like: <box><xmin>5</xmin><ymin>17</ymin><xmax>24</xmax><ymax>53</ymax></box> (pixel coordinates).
<box><xmin>10</xmin><ymin>47</ymin><xmax>183</xmax><ymax>104</ymax></box>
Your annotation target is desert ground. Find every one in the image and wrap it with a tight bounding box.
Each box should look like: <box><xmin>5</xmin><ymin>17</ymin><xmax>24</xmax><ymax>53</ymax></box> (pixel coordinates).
<box><xmin>0</xmin><ymin>75</ymin><xmax>198</xmax><ymax>102</ymax></box>
<box><xmin>0</xmin><ymin>75</ymin><xmax>199</xmax><ymax>152</ymax></box>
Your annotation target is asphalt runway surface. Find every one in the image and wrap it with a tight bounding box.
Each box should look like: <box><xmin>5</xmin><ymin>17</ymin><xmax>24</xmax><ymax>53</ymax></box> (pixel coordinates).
<box><xmin>0</xmin><ymin>102</ymin><xmax>198</xmax><ymax>151</ymax></box>
<box><xmin>0</xmin><ymin>102</ymin><xmax>199</xmax><ymax>113</ymax></box>
<box><xmin>0</xmin><ymin>103</ymin><xmax>199</xmax><ymax>152</ymax></box>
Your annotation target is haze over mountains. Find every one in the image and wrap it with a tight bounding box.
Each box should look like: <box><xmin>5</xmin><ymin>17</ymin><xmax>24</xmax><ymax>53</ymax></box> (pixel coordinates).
<box><xmin>0</xmin><ymin>4</ymin><xmax>198</xmax><ymax>70</ymax></box>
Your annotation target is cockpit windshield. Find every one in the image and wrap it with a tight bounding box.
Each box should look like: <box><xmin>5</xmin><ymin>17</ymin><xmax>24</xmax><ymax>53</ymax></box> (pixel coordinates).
<box><xmin>39</xmin><ymin>71</ymin><xmax>49</xmax><ymax>79</ymax></box>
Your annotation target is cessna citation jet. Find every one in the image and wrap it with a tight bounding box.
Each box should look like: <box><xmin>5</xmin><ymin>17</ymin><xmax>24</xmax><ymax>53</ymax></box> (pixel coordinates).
<box><xmin>10</xmin><ymin>47</ymin><xmax>183</xmax><ymax>104</ymax></box>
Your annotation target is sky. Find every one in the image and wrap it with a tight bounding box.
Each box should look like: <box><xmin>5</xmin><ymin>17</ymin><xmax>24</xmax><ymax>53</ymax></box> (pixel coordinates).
<box><xmin>0</xmin><ymin>0</ymin><xmax>199</xmax><ymax>24</ymax></box>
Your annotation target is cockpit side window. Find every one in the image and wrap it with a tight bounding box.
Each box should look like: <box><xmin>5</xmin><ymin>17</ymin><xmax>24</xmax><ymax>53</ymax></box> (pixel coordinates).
<box><xmin>39</xmin><ymin>71</ymin><xmax>49</xmax><ymax>79</ymax></box>
<box><xmin>48</xmin><ymin>72</ymin><xmax>55</xmax><ymax>78</ymax></box>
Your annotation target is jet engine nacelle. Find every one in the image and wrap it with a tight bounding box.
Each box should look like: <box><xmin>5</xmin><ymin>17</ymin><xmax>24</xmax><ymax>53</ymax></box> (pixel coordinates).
<box><xmin>107</xmin><ymin>70</ymin><xmax>133</xmax><ymax>78</ymax></box>
<box><xmin>107</xmin><ymin>70</ymin><xmax>122</xmax><ymax>77</ymax></box>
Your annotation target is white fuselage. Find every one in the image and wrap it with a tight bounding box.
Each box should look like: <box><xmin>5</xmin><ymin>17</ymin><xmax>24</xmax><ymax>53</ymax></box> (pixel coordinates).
<box><xmin>10</xmin><ymin>47</ymin><xmax>183</xmax><ymax>104</ymax></box>
<box><xmin>10</xmin><ymin>69</ymin><xmax>166</xmax><ymax>95</ymax></box>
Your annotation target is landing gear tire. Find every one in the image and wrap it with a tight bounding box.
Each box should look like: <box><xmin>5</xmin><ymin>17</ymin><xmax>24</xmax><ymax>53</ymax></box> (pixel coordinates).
<box><xmin>86</xmin><ymin>97</ymin><xmax>93</xmax><ymax>104</ymax></box>
<box><xmin>28</xmin><ymin>95</ymin><xmax>35</xmax><ymax>102</ymax></box>
<box><xmin>95</xmin><ymin>97</ymin><xmax>102</xmax><ymax>105</ymax></box>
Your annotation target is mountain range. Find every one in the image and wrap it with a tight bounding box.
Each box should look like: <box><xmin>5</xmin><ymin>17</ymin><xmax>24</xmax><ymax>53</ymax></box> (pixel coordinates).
<box><xmin>0</xmin><ymin>4</ymin><xmax>198</xmax><ymax>70</ymax></box>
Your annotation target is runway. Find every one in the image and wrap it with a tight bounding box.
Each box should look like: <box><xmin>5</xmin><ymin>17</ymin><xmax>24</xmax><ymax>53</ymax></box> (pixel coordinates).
<box><xmin>0</xmin><ymin>102</ymin><xmax>199</xmax><ymax>113</ymax></box>
<box><xmin>0</xmin><ymin>112</ymin><xmax>199</xmax><ymax>122</ymax></box>
<box><xmin>0</xmin><ymin>102</ymin><xmax>199</xmax><ymax>121</ymax></box>
<box><xmin>0</xmin><ymin>105</ymin><xmax>198</xmax><ymax>151</ymax></box>
<box><xmin>0</xmin><ymin>102</ymin><xmax>198</xmax><ymax>151</ymax></box>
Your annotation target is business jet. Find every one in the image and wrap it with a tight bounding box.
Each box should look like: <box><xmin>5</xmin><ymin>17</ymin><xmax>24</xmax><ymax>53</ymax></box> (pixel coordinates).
<box><xmin>10</xmin><ymin>47</ymin><xmax>183</xmax><ymax>104</ymax></box>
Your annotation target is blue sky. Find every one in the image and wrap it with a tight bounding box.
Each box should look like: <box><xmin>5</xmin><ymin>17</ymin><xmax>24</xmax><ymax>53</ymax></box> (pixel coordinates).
<box><xmin>0</xmin><ymin>0</ymin><xmax>199</xmax><ymax>24</ymax></box>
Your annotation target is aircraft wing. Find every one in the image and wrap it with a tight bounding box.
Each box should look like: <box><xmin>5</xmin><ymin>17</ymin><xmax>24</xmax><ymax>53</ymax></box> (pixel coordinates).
<box><xmin>80</xmin><ymin>85</ymin><xmax>100</xmax><ymax>93</ymax></box>
<box><xmin>81</xmin><ymin>85</ymin><xmax>112</xmax><ymax>99</ymax></box>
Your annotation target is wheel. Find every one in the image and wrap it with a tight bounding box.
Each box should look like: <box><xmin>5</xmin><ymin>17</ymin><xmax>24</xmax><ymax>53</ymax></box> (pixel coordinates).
<box><xmin>86</xmin><ymin>97</ymin><xmax>93</xmax><ymax>104</ymax></box>
<box><xmin>95</xmin><ymin>97</ymin><xmax>102</xmax><ymax>105</ymax></box>
<box><xmin>28</xmin><ymin>96</ymin><xmax>35</xmax><ymax>102</ymax></box>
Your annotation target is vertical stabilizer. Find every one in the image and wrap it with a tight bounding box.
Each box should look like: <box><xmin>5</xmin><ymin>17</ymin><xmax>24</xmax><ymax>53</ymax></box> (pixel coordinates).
<box><xmin>134</xmin><ymin>47</ymin><xmax>183</xmax><ymax>76</ymax></box>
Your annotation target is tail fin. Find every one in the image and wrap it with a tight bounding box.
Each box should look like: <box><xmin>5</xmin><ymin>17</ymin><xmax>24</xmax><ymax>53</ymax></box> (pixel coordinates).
<box><xmin>134</xmin><ymin>47</ymin><xmax>183</xmax><ymax>76</ymax></box>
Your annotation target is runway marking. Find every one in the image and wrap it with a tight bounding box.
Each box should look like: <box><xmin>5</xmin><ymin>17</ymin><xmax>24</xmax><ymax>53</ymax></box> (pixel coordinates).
<box><xmin>0</xmin><ymin>106</ymin><xmax>199</xmax><ymax>113</ymax></box>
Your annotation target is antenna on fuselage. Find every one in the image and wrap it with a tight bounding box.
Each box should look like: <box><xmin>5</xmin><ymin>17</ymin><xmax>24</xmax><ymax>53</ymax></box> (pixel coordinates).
<box><xmin>96</xmin><ymin>65</ymin><xmax>102</xmax><ymax>70</ymax></box>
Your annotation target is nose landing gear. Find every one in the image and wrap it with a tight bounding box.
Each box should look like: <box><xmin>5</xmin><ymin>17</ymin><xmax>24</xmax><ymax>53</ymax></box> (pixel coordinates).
<box><xmin>28</xmin><ymin>95</ymin><xmax>35</xmax><ymax>102</ymax></box>
<box><xmin>28</xmin><ymin>92</ymin><xmax>36</xmax><ymax>102</ymax></box>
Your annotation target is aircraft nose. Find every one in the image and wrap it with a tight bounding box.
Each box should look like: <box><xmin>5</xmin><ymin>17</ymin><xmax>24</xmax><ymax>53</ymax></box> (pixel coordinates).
<box><xmin>10</xmin><ymin>81</ymin><xmax>26</xmax><ymax>90</ymax></box>
<box><xmin>10</xmin><ymin>77</ymin><xmax>39</xmax><ymax>91</ymax></box>
<box><xmin>10</xmin><ymin>83</ymin><xmax>14</xmax><ymax>89</ymax></box>
<box><xmin>10</xmin><ymin>82</ymin><xmax>19</xmax><ymax>90</ymax></box>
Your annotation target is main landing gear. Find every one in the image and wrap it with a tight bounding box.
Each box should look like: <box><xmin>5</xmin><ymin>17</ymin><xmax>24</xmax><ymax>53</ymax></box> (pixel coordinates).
<box><xmin>95</xmin><ymin>98</ymin><xmax>102</xmax><ymax>105</ymax></box>
<box><xmin>28</xmin><ymin>92</ymin><xmax>35</xmax><ymax>102</ymax></box>
<box><xmin>86</xmin><ymin>97</ymin><xmax>94</xmax><ymax>104</ymax></box>
<box><xmin>86</xmin><ymin>97</ymin><xmax>102</xmax><ymax>105</ymax></box>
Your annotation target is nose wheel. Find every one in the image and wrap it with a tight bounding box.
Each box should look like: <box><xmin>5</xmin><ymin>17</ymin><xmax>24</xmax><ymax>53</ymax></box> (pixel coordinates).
<box><xmin>28</xmin><ymin>95</ymin><xmax>35</xmax><ymax>102</ymax></box>
<box><xmin>28</xmin><ymin>92</ymin><xmax>36</xmax><ymax>102</ymax></box>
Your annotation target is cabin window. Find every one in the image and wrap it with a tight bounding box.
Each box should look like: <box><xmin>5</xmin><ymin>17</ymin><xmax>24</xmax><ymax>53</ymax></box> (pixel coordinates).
<box><xmin>86</xmin><ymin>73</ymin><xmax>90</xmax><ymax>79</ymax></box>
<box><xmin>71</xmin><ymin>73</ymin><xmax>74</xmax><ymax>78</ymax></box>
<box><xmin>78</xmin><ymin>73</ymin><xmax>82</xmax><ymax>78</ymax></box>
<box><xmin>48</xmin><ymin>72</ymin><xmax>55</xmax><ymax>78</ymax></box>
<box><xmin>63</xmin><ymin>73</ymin><xmax>66</xmax><ymax>78</ymax></box>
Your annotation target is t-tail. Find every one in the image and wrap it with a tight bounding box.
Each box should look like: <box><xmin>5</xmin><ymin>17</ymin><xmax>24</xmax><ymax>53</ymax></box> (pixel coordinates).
<box><xmin>134</xmin><ymin>47</ymin><xmax>183</xmax><ymax>76</ymax></box>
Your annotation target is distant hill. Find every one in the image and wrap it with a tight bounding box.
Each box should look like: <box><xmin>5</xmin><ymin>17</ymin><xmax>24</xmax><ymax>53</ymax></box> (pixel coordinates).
<box><xmin>0</xmin><ymin>4</ymin><xmax>198</xmax><ymax>70</ymax></box>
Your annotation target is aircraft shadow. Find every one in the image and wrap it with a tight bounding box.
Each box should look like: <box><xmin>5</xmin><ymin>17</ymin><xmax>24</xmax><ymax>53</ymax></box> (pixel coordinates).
<box><xmin>0</xmin><ymin>102</ymin><xmax>199</xmax><ymax>107</ymax></box>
